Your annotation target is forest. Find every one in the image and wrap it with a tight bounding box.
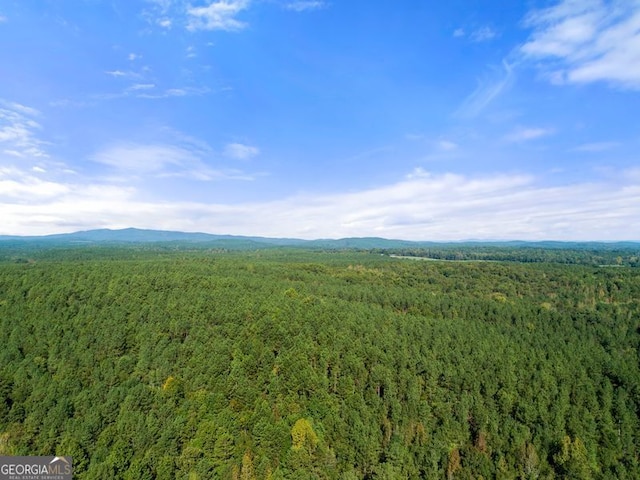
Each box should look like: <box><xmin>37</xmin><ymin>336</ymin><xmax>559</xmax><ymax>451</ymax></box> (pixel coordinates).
<box><xmin>0</xmin><ymin>246</ymin><xmax>639</xmax><ymax>479</ymax></box>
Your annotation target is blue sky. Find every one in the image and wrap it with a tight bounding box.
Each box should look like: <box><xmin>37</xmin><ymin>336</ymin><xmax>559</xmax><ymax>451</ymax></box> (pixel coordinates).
<box><xmin>1</xmin><ymin>0</ymin><xmax>639</xmax><ymax>240</ymax></box>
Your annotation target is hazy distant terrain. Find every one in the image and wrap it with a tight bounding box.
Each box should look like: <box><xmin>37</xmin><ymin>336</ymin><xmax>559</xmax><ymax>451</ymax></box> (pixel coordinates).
<box><xmin>1</xmin><ymin>228</ymin><xmax>639</xmax><ymax>267</ymax></box>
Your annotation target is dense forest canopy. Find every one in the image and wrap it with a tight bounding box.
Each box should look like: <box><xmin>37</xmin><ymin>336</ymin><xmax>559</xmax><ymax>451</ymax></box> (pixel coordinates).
<box><xmin>0</xmin><ymin>246</ymin><xmax>639</xmax><ymax>478</ymax></box>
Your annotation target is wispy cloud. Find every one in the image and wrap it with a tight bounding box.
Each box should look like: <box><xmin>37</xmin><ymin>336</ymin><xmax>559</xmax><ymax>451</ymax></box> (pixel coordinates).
<box><xmin>224</xmin><ymin>142</ymin><xmax>260</xmax><ymax>160</ymax></box>
<box><xmin>572</xmin><ymin>141</ymin><xmax>620</xmax><ymax>152</ymax></box>
<box><xmin>105</xmin><ymin>70</ymin><xmax>141</xmax><ymax>78</ymax></box>
<box><xmin>455</xmin><ymin>61</ymin><xmax>514</xmax><ymax>118</ymax></box>
<box><xmin>102</xmin><ymin>63</ymin><xmax>210</xmax><ymax>100</ymax></box>
<box><xmin>437</xmin><ymin>140</ymin><xmax>458</xmax><ymax>151</ymax></box>
<box><xmin>1</xmin><ymin>101</ymin><xmax>39</xmax><ymax>117</ymax></box>
<box><xmin>128</xmin><ymin>83</ymin><xmax>156</xmax><ymax>91</ymax></box>
<box><xmin>0</xmin><ymin>101</ymin><xmax>48</xmax><ymax>159</ymax></box>
<box><xmin>504</xmin><ymin>126</ymin><xmax>554</xmax><ymax>142</ymax></box>
<box><xmin>142</xmin><ymin>0</ymin><xmax>323</xmax><ymax>32</ymax></box>
<box><xmin>521</xmin><ymin>0</ymin><xmax>640</xmax><ymax>89</ymax></box>
<box><xmin>187</xmin><ymin>0</ymin><xmax>250</xmax><ymax>31</ymax></box>
<box><xmin>135</xmin><ymin>86</ymin><xmax>209</xmax><ymax>99</ymax></box>
<box><xmin>404</xmin><ymin>135</ymin><xmax>460</xmax><ymax>157</ymax></box>
<box><xmin>0</xmin><ymin>15</ymin><xmax>7</xmax><ymax>23</ymax></box>
<box><xmin>143</xmin><ymin>0</ymin><xmax>177</xmax><ymax>28</ymax></box>
<box><xmin>89</xmin><ymin>142</ymin><xmax>232</xmax><ymax>181</ymax></box>
<box><xmin>453</xmin><ymin>26</ymin><xmax>498</xmax><ymax>42</ymax></box>
<box><xmin>2</xmin><ymin>169</ymin><xmax>639</xmax><ymax>240</ymax></box>
<box><xmin>471</xmin><ymin>26</ymin><xmax>497</xmax><ymax>42</ymax></box>
<box><xmin>285</xmin><ymin>1</ymin><xmax>327</xmax><ymax>12</ymax></box>
<box><xmin>90</xmin><ymin>133</ymin><xmax>257</xmax><ymax>181</ymax></box>
<box><xmin>91</xmin><ymin>144</ymin><xmax>194</xmax><ymax>174</ymax></box>
<box><xmin>49</xmin><ymin>98</ymin><xmax>95</xmax><ymax>108</ymax></box>
<box><xmin>95</xmin><ymin>84</ymin><xmax>208</xmax><ymax>100</ymax></box>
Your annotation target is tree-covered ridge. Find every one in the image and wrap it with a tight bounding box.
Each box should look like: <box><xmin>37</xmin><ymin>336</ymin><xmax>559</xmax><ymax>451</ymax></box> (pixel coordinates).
<box><xmin>1</xmin><ymin>228</ymin><xmax>639</xmax><ymax>266</ymax></box>
<box><xmin>0</xmin><ymin>250</ymin><xmax>638</xmax><ymax>478</ymax></box>
<box><xmin>380</xmin><ymin>245</ymin><xmax>640</xmax><ymax>267</ymax></box>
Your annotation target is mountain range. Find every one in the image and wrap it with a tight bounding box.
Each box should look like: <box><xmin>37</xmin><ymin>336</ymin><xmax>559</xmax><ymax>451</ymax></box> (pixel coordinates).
<box><xmin>0</xmin><ymin>228</ymin><xmax>638</xmax><ymax>251</ymax></box>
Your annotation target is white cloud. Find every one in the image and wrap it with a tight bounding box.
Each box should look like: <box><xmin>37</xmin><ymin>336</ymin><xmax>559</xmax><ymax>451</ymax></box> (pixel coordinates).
<box><xmin>166</xmin><ymin>88</ymin><xmax>188</xmax><ymax>97</ymax></box>
<box><xmin>407</xmin><ymin>167</ymin><xmax>430</xmax><ymax>179</ymax></box>
<box><xmin>91</xmin><ymin>143</ymin><xmax>203</xmax><ymax>175</ymax></box>
<box><xmin>128</xmin><ymin>53</ymin><xmax>142</xmax><ymax>61</ymax></box>
<box><xmin>285</xmin><ymin>1</ymin><xmax>327</xmax><ymax>12</ymax></box>
<box><xmin>224</xmin><ymin>142</ymin><xmax>259</xmax><ymax>160</ymax></box>
<box><xmin>89</xmin><ymin>139</ymin><xmax>256</xmax><ymax>181</ymax></box>
<box><xmin>96</xmin><ymin>85</ymin><xmax>207</xmax><ymax>100</ymax></box>
<box><xmin>0</xmin><ymin>169</ymin><xmax>138</xmax><ymax>235</ymax></box>
<box><xmin>504</xmin><ymin>127</ymin><xmax>554</xmax><ymax>142</ymax></box>
<box><xmin>521</xmin><ymin>0</ymin><xmax>640</xmax><ymax>89</ymax></box>
<box><xmin>1</xmin><ymin>101</ymin><xmax>40</xmax><ymax>117</ymax></box>
<box><xmin>144</xmin><ymin>0</ymin><xmax>323</xmax><ymax>32</ymax></box>
<box><xmin>453</xmin><ymin>26</ymin><xmax>497</xmax><ymax>42</ymax></box>
<box><xmin>104</xmin><ymin>70</ymin><xmax>145</xmax><ymax>81</ymax></box>
<box><xmin>0</xmin><ymin>167</ymin><xmax>69</xmax><ymax>199</ymax></box>
<box><xmin>0</xmin><ymin>102</ymin><xmax>48</xmax><ymax>159</ymax></box>
<box><xmin>49</xmin><ymin>98</ymin><xmax>95</xmax><ymax>108</ymax></box>
<box><xmin>135</xmin><ymin>86</ymin><xmax>209</xmax><ymax>99</ymax></box>
<box><xmin>437</xmin><ymin>140</ymin><xmax>458</xmax><ymax>151</ymax></box>
<box><xmin>471</xmin><ymin>26</ymin><xmax>497</xmax><ymax>42</ymax></box>
<box><xmin>143</xmin><ymin>0</ymin><xmax>177</xmax><ymax>28</ymax></box>
<box><xmin>455</xmin><ymin>61</ymin><xmax>514</xmax><ymax>118</ymax></box>
<box><xmin>2</xmin><ymin>169</ymin><xmax>639</xmax><ymax>240</ymax></box>
<box><xmin>187</xmin><ymin>0</ymin><xmax>250</xmax><ymax>31</ymax></box>
<box><xmin>102</xmin><ymin>63</ymin><xmax>207</xmax><ymax>100</ymax></box>
<box><xmin>572</xmin><ymin>141</ymin><xmax>620</xmax><ymax>152</ymax></box>
<box><xmin>128</xmin><ymin>83</ymin><xmax>156</xmax><ymax>91</ymax></box>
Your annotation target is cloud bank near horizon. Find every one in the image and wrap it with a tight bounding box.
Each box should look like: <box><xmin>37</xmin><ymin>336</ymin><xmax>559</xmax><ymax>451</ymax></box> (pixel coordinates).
<box><xmin>1</xmin><ymin>164</ymin><xmax>638</xmax><ymax>241</ymax></box>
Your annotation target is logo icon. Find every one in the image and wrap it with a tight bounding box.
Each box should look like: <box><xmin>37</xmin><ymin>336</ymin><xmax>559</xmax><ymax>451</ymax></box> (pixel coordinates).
<box><xmin>0</xmin><ymin>456</ymin><xmax>73</xmax><ymax>479</ymax></box>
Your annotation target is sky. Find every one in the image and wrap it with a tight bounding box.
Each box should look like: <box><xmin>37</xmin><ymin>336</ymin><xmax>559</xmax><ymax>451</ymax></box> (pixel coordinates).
<box><xmin>0</xmin><ymin>0</ymin><xmax>639</xmax><ymax>241</ymax></box>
